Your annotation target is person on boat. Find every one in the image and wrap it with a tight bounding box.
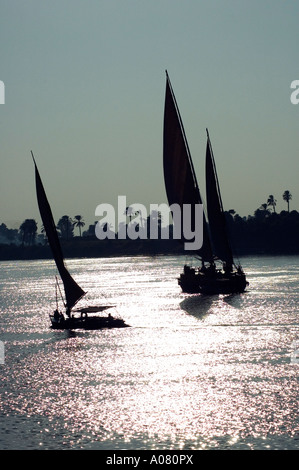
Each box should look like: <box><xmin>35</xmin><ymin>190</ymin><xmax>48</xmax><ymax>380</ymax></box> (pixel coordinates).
<box><xmin>53</xmin><ymin>309</ymin><xmax>64</xmax><ymax>323</ymax></box>
<box><xmin>200</xmin><ymin>263</ymin><xmax>207</xmax><ymax>273</ymax></box>
<box><xmin>53</xmin><ymin>309</ymin><xmax>60</xmax><ymax>322</ymax></box>
<box><xmin>237</xmin><ymin>265</ymin><xmax>244</xmax><ymax>275</ymax></box>
<box><xmin>207</xmin><ymin>262</ymin><xmax>216</xmax><ymax>277</ymax></box>
<box><xmin>223</xmin><ymin>262</ymin><xmax>233</xmax><ymax>276</ymax></box>
<box><xmin>183</xmin><ymin>265</ymin><xmax>195</xmax><ymax>276</ymax></box>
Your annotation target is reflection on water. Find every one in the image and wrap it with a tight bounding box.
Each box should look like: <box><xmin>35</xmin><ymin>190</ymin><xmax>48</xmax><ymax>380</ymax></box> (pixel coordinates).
<box><xmin>0</xmin><ymin>255</ymin><xmax>298</xmax><ymax>449</ymax></box>
<box><xmin>180</xmin><ymin>294</ymin><xmax>214</xmax><ymax>319</ymax></box>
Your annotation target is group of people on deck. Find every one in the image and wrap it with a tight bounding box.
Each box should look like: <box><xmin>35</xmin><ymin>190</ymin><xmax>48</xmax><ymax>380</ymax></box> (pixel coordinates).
<box><xmin>183</xmin><ymin>261</ymin><xmax>244</xmax><ymax>278</ymax></box>
<box><xmin>53</xmin><ymin>309</ymin><xmax>65</xmax><ymax>323</ymax></box>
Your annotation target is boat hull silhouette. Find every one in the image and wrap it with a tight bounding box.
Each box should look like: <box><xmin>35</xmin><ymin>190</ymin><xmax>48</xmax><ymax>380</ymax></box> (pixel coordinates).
<box><xmin>178</xmin><ymin>266</ymin><xmax>248</xmax><ymax>295</ymax></box>
<box><xmin>50</xmin><ymin>314</ymin><xmax>128</xmax><ymax>330</ymax></box>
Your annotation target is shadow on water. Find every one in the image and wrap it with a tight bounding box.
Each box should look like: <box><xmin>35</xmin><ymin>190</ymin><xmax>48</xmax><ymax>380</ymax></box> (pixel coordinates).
<box><xmin>179</xmin><ymin>294</ymin><xmax>215</xmax><ymax>319</ymax></box>
<box><xmin>222</xmin><ymin>291</ymin><xmax>248</xmax><ymax>309</ymax></box>
<box><xmin>180</xmin><ymin>290</ymin><xmax>248</xmax><ymax>319</ymax></box>
<box><xmin>49</xmin><ymin>328</ymin><xmax>86</xmax><ymax>342</ymax></box>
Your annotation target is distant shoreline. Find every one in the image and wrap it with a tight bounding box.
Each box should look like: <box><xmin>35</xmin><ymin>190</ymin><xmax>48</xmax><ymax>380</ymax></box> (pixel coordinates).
<box><xmin>3</xmin><ymin>209</ymin><xmax>299</xmax><ymax>261</ymax></box>
<box><xmin>1</xmin><ymin>237</ymin><xmax>298</xmax><ymax>262</ymax></box>
<box><xmin>0</xmin><ymin>238</ymin><xmax>184</xmax><ymax>261</ymax></box>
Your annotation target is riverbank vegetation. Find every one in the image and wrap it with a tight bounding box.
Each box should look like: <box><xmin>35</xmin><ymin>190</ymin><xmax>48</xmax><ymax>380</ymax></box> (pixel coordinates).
<box><xmin>1</xmin><ymin>192</ymin><xmax>298</xmax><ymax>260</ymax></box>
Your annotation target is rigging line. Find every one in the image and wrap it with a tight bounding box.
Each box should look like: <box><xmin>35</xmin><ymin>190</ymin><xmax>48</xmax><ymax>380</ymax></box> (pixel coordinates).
<box><xmin>55</xmin><ymin>281</ymin><xmax>59</xmax><ymax>310</ymax></box>
<box><xmin>55</xmin><ymin>275</ymin><xmax>66</xmax><ymax>308</ymax></box>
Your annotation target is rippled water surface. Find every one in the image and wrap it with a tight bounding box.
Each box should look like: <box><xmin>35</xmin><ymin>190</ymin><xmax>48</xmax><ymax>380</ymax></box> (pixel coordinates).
<box><xmin>0</xmin><ymin>255</ymin><xmax>298</xmax><ymax>450</ymax></box>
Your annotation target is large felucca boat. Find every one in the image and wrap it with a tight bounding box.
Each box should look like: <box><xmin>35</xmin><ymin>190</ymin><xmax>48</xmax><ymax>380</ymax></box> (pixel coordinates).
<box><xmin>32</xmin><ymin>152</ymin><xmax>128</xmax><ymax>329</ymax></box>
<box><xmin>163</xmin><ymin>72</ymin><xmax>248</xmax><ymax>294</ymax></box>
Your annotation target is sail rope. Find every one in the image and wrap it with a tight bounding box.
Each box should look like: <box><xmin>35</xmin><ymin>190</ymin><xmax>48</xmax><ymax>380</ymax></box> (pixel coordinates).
<box><xmin>55</xmin><ymin>275</ymin><xmax>66</xmax><ymax>309</ymax></box>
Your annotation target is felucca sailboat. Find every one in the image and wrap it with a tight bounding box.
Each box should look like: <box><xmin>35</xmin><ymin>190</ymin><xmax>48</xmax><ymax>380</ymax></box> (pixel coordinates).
<box><xmin>163</xmin><ymin>72</ymin><xmax>248</xmax><ymax>294</ymax></box>
<box><xmin>32</xmin><ymin>152</ymin><xmax>127</xmax><ymax>329</ymax></box>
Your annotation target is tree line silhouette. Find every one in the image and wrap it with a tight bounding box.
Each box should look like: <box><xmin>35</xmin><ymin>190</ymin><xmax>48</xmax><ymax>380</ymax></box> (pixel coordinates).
<box><xmin>0</xmin><ymin>215</ymin><xmax>86</xmax><ymax>246</ymax></box>
<box><xmin>0</xmin><ymin>191</ymin><xmax>298</xmax><ymax>258</ymax></box>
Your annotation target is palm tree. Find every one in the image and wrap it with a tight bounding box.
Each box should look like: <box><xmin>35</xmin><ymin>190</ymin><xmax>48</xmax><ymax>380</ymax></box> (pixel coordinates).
<box><xmin>125</xmin><ymin>206</ymin><xmax>134</xmax><ymax>222</ymax></box>
<box><xmin>147</xmin><ymin>210</ymin><xmax>163</xmax><ymax>238</ymax></box>
<box><xmin>57</xmin><ymin>215</ymin><xmax>74</xmax><ymax>240</ymax></box>
<box><xmin>267</xmin><ymin>195</ymin><xmax>277</xmax><ymax>213</ymax></box>
<box><xmin>19</xmin><ymin>219</ymin><xmax>38</xmax><ymax>245</ymax></box>
<box><xmin>282</xmin><ymin>190</ymin><xmax>292</xmax><ymax>212</ymax></box>
<box><xmin>73</xmin><ymin>215</ymin><xmax>85</xmax><ymax>237</ymax></box>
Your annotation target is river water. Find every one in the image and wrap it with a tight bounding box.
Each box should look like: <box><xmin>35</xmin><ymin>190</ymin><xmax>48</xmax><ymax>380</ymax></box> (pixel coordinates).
<box><xmin>0</xmin><ymin>255</ymin><xmax>298</xmax><ymax>450</ymax></box>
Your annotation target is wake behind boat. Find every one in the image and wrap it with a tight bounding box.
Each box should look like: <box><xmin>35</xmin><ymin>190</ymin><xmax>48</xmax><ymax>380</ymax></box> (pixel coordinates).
<box><xmin>163</xmin><ymin>72</ymin><xmax>248</xmax><ymax>295</ymax></box>
<box><xmin>32</xmin><ymin>152</ymin><xmax>128</xmax><ymax>329</ymax></box>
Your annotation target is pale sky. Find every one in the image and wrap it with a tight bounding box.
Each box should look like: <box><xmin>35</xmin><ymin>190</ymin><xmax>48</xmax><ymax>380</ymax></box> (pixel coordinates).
<box><xmin>1</xmin><ymin>0</ymin><xmax>298</xmax><ymax>230</ymax></box>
